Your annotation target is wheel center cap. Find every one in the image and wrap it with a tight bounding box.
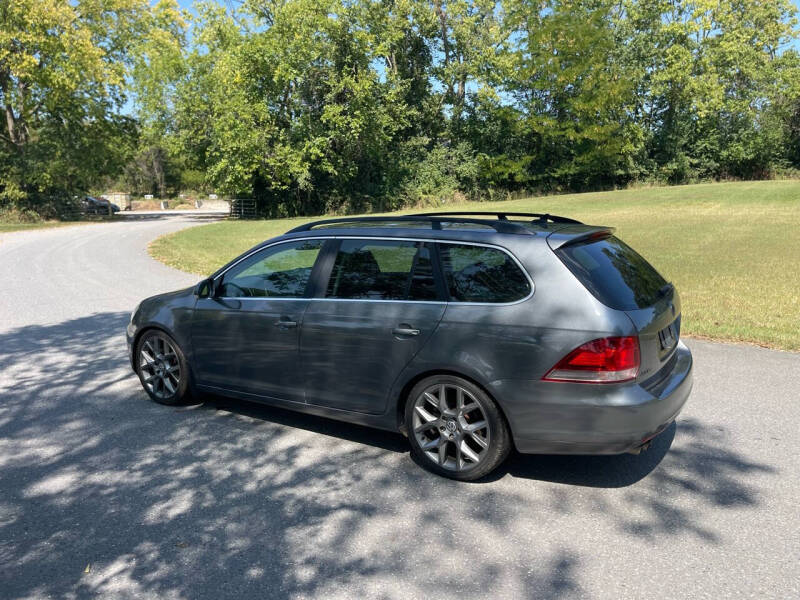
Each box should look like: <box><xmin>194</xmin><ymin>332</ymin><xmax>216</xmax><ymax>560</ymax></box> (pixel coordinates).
<box><xmin>445</xmin><ymin>420</ymin><xmax>458</xmax><ymax>433</ymax></box>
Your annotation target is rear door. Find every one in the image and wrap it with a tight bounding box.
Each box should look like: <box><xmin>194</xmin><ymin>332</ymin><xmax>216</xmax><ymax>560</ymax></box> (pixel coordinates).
<box><xmin>299</xmin><ymin>238</ymin><xmax>446</xmax><ymax>414</ymax></box>
<box><xmin>554</xmin><ymin>234</ymin><xmax>680</xmax><ymax>381</ymax></box>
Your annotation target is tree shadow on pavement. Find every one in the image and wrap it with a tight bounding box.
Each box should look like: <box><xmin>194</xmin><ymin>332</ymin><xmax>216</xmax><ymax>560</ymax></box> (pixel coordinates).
<box><xmin>201</xmin><ymin>395</ymin><xmax>410</xmax><ymax>454</ymax></box>
<box><xmin>486</xmin><ymin>422</ymin><xmax>678</xmax><ymax>487</ymax></box>
<box><xmin>0</xmin><ymin>312</ymin><xmax>778</xmax><ymax>599</ymax></box>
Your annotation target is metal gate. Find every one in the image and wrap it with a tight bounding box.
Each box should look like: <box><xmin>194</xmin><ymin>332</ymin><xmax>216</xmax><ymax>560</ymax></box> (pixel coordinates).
<box><xmin>229</xmin><ymin>198</ymin><xmax>257</xmax><ymax>219</ymax></box>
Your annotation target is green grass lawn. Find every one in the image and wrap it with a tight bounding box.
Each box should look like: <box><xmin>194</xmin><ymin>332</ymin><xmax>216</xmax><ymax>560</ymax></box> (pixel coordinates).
<box><xmin>0</xmin><ymin>221</ymin><xmax>86</xmax><ymax>233</ymax></box>
<box><xmin>150</xmin><ymin>180</ymin><xmax>800</xmax><ymax>351</ymax></box>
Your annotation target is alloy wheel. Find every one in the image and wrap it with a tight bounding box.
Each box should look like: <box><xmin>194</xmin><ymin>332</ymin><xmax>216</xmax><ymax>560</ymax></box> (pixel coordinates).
<box><xmin>412</xmin><ymin>383</ymin><xmax>491</xmax><ymax>472</ymax></box>
<box><xmin>139</xmin><ymin>335</ymin><xmax>181</xmax><ymax>400</ymax></box>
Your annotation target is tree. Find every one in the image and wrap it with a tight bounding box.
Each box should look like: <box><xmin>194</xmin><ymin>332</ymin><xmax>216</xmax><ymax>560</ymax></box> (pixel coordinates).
<box><xmin>616</xmin><ymin>0</ymin><xmax>800</xmax><ymax>181</ymax></box>
<box><xmin>0</xmin><ymin>0</ymin><xmax>182</xmax><ymax>212</ymax></box>
<box><xmin>7</xmin><ymin>0</ymin><xmax>795</xmax><ymax>218</ymax></box>
<box><xmin>484</xmin><ymin>0</ymin><xmax>640</xmax><ymax>190</ymax></box>
<box><xmin>135</xmin><ymin>0</ymin><xmax>800</xmax><ymax>210</ymax></box>
<box><xmin>159</xmin><ymin>0</ymin><xmax>436</xmax><ymax>214</ymax></box>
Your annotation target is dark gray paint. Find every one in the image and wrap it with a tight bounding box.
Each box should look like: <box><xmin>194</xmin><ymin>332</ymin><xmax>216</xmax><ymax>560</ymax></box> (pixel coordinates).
<box><xmin>191</xmin><ymin>297</ymin><xmax>310</xmax><ymax>402</ymax></box>
<box><xmin>127</xmin><ymin>223</ymin><xmax>693</xmax><ymax>454</ymax></box>
<box><xmin>300</xmin><ymin>299</ymin><xmax>446</xmax><ymax>413</ymax></box>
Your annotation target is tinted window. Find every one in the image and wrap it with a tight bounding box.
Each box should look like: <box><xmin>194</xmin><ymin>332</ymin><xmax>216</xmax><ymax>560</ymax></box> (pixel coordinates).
<box><xmin>220</xmin><ymin>240</ymin><xmax>323</xmax><ymax>298</ymax></box>
<box><xmin>438</xmin><ymin>243</ymin><xmax>531</xmax><ymax>303</ymax></box>
<box><xmin>556</xmin><ymin>235</ymin><xmax>668</xmax><ymax>310</ymax></box>
<box><xmin>325</xmin><ymin>240</ymin><xmax>438</xmax><ymax>301</ymax></box>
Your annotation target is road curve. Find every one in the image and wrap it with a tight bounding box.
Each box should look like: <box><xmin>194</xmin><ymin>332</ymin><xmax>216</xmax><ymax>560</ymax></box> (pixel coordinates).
<box><xmin>0</xmin><ymin>218</ymin><xmax>797</xmax><ymax>599</ymax></box>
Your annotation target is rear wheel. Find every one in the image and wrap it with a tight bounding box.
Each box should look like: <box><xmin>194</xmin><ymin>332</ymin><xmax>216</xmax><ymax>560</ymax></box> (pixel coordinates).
<box><xmin>405</xmin><ymin>375</ymin><xmax>511</xmax><ymax>481</ymax></box>
<box><xmin>135</xmin><ymin>330</ymin><xmax>191</xmax><ymax>405</ymax></box>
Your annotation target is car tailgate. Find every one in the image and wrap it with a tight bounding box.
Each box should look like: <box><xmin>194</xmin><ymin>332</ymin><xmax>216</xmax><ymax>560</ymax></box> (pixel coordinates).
<box><xmin>625</xmin><ymin>287</ymin><xmax>682</xmax><ymax>383</ymax></box>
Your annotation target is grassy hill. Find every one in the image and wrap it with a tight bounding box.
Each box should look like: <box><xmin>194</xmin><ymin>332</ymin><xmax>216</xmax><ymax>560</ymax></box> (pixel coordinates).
<box><xmin>150</xmin><ymin>181</ymin><xmax>800</xmax><ymax>350</ymax></box>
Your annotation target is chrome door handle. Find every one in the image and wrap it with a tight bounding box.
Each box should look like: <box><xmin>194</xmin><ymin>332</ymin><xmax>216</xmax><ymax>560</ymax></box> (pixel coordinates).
<box><xmin>275</xmin><ymin>318</ymin><xmax>297</xmax><ymax>329</ymax></box>
<box><xmin>392</xmin><ymin>326</ymin><xmax>420</xmax><ymax>337</ymax></box>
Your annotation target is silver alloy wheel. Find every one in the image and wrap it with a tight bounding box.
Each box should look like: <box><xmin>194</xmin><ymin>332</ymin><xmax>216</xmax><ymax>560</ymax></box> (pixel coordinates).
<box><xmin>412</xmin><ymin>383</ymin><xmax>490</xmax><ymax>471</ymax></box>
<box><xmin>139</xmin><ymin>335</ymin><xmax>181</xmax><ymax>400</ymax></box>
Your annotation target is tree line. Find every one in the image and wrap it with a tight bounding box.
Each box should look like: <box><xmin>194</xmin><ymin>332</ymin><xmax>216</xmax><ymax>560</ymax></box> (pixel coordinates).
<box><xmin>2</xmin><ymin>0</ymin><xmax>799</xmax><ymax>218</ymax></box>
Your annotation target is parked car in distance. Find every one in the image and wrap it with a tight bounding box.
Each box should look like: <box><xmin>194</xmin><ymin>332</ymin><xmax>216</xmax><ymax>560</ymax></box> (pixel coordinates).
<box><xmin>83</xmin><ymin>195</ymin><xmax>120</xmax><ymax>215</ymax></box>
<box><xmin>127</xmin><ymin>212</ymin><xmax>693</xmax><ymax>480</ymax></box>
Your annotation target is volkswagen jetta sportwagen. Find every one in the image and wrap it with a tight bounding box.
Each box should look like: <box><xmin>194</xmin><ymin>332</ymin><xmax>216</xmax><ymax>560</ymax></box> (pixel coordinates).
<box><xmin>127</xmin><ymin>212</ymin><xmax>693</xmax><ymax>480</ymax></box>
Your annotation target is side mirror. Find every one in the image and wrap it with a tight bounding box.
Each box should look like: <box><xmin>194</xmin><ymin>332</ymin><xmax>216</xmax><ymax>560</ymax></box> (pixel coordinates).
<box><xmin>194</xmin><ymin>277</ymin><xmax>216</xmax><ymax>298</ymax></box>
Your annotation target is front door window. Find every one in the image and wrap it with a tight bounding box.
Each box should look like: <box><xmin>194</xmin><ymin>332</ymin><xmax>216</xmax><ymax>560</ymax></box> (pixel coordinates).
<box><xmin>219</xmin><ymin>240</ymin><xmax>324</xmax><ymax>298</ymax></box>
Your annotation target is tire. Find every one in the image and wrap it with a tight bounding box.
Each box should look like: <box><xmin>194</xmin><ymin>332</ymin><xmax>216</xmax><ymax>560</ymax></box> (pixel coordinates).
<box><xmin>135</xmin><ymin>329</ymin><xmax>192</xmax><ymax>406</ymax></box>
<box><xmin>405</xmin><ymin>375</ymin><xmax>511</xmax><ymax>481</ymax></box>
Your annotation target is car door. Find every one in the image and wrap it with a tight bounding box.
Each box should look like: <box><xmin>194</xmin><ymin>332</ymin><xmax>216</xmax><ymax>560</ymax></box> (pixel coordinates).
<box><xmin>191</xmin><ymin>238</ymin><xmax>326</xmax><ymax>402</ymax></box>
<box><xmin>300</xmin><ymin>238</ymin><xmax>446</xmax><ymax>414</ymax></box>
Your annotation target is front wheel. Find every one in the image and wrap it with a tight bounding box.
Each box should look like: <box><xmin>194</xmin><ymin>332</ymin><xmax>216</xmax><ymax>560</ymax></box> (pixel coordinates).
<box><xmin>405</xmin><ymin>375</ymin><xmax>511</xmax><ymax>481</ymax></box>
<box><xmin>135</xmin><ymin>330</ymin><xmax>192</xmax><ymax>405</ymax></box>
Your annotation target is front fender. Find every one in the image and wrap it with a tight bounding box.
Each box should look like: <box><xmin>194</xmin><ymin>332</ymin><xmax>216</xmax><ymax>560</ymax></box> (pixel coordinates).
<box><xmin>127</xmin><ymin>287</ymin><xmax>197</xmax><ymax>371</ymax></box>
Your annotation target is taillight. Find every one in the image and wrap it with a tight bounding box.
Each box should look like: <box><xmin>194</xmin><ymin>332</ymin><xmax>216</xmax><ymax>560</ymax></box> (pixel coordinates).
<box><xmin>542</xmin><ymin>336</ymin><xmax>640</xmax><ymax>383</ymax></box>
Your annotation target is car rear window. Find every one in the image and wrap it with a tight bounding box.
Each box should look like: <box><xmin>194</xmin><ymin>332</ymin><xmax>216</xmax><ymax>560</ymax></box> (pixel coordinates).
<box><xmin>556</xmin><ymin>235</ymin><xmax>668</xmax><ymax>310</ymax></box>
<box><xmin>438</xmin><ymin>243</ymin><xmax>531</xmax><ymax>303</ymax></box>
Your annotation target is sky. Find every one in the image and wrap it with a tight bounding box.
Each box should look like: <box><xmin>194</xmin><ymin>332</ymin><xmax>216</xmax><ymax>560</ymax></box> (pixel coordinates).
<box><xmin>171</xmin><ymin>0</ymin><xmax>800</xmax><ymax>50</ymax></box>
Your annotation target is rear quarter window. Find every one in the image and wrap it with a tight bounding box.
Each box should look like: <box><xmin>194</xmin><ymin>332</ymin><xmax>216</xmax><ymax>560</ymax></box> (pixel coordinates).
<box><xmin>438</xmin><ymin>243</ymin><xmax>531</xmax><ymax>303</ymax></box>
<box><xmin>556</xmin><ymin>235</ymin><xmax>667</xmax><ymax>310</ymax></box>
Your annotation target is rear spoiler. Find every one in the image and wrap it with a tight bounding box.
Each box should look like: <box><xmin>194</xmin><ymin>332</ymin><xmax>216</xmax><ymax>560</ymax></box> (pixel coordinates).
<box><xmin>546</xmin><ymin>226</ymin><xmax>616</xmax><ymax>251</ymax></box>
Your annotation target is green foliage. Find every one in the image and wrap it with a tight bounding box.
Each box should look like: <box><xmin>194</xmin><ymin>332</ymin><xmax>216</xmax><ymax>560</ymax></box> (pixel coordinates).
<box><xmin>0</xmin><ymin>0</ymin><xmax>183</xmax><ymax>213</ymax></box>
<box><xmin>616</xmin><ymin>0</ymin><xmax>800</xmax><ymax>182</ymax></box>
<box><xmin>148</xmin><ymin>0</ymin><xmax>799</xmax><ymax>214</ymax></box>
<box><xmin>122</xmin><ymin>146</ymin><xmax>186</xmax><ymax>197</ymax></box>
<box><xmin>404</xmin><ymin>142</ymin><xmax>480</xmax><ymax>200</ymax></box>
<box><xmin>0</xmin><ymin>205</ymin><xmax>42</xmax><ymax>224</ymax></box>
<box><xmin>3</xmin><ymin>0</ymin><xmax>800</xmax><ymax>217</ymax></box>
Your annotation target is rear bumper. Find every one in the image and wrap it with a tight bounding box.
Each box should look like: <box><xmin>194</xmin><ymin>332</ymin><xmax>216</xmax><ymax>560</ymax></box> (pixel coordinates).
<box><xmin>489</xmin><ymin>341</ymin><xmax>693</xmax><ymax>454</ymax></box>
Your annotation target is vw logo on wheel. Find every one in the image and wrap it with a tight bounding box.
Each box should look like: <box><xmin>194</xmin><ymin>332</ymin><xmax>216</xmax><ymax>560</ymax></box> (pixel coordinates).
<box><xmin>445</xmin><ymin>420</ymin><xmax>458</xmax><ymax>433</ymax></box>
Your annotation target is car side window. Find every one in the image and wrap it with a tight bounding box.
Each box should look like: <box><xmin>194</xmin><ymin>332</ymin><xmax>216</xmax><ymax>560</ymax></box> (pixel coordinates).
<box><xmin>325</xmin><ymin>240</ymin><xmax>438</xmax><ymax>301</ymax></box>
<box><xmin>438</xmin><ymin>243</ymin><xmax>531</xmax><ymax>303</ymax></box>
<box><xmin>219</xmin><ymin>240</ymin><xmax>324</xmax><ymax>298</ymax></box>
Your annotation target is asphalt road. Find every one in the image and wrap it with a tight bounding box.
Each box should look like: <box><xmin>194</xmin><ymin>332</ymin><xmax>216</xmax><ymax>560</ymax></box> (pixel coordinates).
<box><xmin>0</xmin><ymin>217</ymin><xmax>797</xmax><ymax>599</ymax></box>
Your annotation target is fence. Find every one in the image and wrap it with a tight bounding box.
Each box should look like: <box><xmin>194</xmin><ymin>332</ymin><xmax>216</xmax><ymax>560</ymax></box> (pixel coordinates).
<box><xmin>56</xmin><ymin>199</ymin><xmax>117</xmax><ymax>221</ymax></box>
<box><xmin>229</xmin><ymin>198</ymin><xmax>257</xmax><ymax>219</ymax></box>
<box><xmin>58</xmin><ymin>205</ymin><xmax>87</xmax><ymax>221</ymax></box>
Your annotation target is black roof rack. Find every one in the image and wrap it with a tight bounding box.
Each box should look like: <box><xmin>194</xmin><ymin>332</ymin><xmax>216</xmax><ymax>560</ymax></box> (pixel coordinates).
<box><xmin>286</xmin><ymin>212</ymin><xmax>581</xmax><ymax>235</ymax></box>
<box><xmin>287</xmin><ymin>215</ymin><xmax>534</xmax><ymax>235</ymax></box>
<box><xmin>411</xmin><ymin>211</ymin><xmax>582</xmax><ymax>224</ymax></box>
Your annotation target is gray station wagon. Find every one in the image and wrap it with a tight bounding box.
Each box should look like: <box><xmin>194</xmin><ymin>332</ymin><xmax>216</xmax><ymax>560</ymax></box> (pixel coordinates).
<box><xmin>127</xmin><ymin>212</ymin><xmax>693</xmax><ymax>480</ymax></box>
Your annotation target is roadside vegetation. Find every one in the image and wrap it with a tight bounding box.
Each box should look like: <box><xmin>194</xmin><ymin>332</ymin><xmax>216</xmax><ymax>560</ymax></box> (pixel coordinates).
<box><xmin>0</xmin><ymin>208</ymin><xmax>90</xmax><ymax>234</ymax></box>
<box><xmin>3</xmin><ymin>1</ymin><xmax>800</xmax><ymax>219</ymax></box>
<box><xmin>150</xmin><ymin>181</ymin><xmax>800</xmax><ymax>351</ymax></box>
<box><xmin>0</xmin><ymin>222</ymin><xmax>83</xmax><ymax>234</ymax></box>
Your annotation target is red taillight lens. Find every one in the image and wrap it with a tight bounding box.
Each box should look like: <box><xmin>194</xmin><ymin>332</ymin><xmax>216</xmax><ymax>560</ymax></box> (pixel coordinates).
<box><xmin>542</xmin><ymin>336</ymin><xmax>640</xmax><ymax>383</ymax></box>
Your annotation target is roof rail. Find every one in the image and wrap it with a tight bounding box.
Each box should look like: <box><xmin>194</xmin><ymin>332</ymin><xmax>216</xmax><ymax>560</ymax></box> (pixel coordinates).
<box><xmin>410</xmin><ymin>211</ymin><xmax>582</xmax><ymax>224</ymax></box>
<box><xmin>286</xmin><ymin>215</ymin><xmax>535</xmax><ymax>235</ymax></box>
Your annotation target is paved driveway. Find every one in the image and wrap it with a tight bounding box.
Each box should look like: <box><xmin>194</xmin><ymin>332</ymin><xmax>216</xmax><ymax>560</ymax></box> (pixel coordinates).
<box><xmin>0</xmin><ymin>218</ymin><xmax>797</xmax><ymax>599</ymax></box>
